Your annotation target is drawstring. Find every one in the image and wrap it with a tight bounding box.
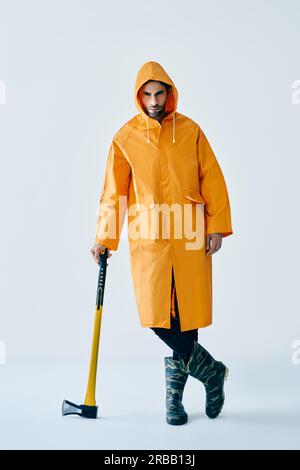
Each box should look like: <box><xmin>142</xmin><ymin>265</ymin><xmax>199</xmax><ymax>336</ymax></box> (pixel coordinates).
<box><xmin>171</xmin><ymin>282</ymin><xmax>176</xmax><ymax>318</ymax></box>
<box><xmin>146</xmin><ymin>113</ymin><xmax>176</xmax><ymax>144</ymax></box>
<box><xmin>172</xmin><ymin>114</ymin><xmax>176</xmax><ymax>143</ymax></box>
<box><xmin>147</xmin><ymin>116</ymin><xmax>150</xmax><ymax>143</ymax></box>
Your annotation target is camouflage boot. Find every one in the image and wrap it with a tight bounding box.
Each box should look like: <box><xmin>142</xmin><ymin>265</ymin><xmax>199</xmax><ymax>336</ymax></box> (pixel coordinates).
<box><xmin>164</xmin><ymin>356</ymin><xmax>189</xmax><ymax>425</ymax></box>
<box><xmin>179</xmin><ymin>340</ymin><xmax>229</xmax><ymax>419</ymax></box>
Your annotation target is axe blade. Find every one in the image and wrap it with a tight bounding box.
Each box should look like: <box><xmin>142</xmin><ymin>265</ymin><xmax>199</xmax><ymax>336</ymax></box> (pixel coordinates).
<box><xmin>62</xmin><ymin>399</ymin><xmax>98</xmax><ymax>419</ymax></box>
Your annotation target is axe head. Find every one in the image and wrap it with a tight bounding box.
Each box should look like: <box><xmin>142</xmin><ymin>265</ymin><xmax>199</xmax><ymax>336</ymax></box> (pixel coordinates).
<box><xmin>62</xmin><ymin>399</ymin><xmax>98</xmax><ymax>419</ymax></box>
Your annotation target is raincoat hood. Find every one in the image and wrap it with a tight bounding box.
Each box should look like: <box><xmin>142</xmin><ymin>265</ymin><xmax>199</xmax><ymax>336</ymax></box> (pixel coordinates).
<box><xmin>134</xmin><ymin>61</ymin><xmax>178</xmax><ymax>143</ymax></box>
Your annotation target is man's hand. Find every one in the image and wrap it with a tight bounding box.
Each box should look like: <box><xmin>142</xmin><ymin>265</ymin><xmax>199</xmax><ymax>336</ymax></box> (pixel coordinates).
<box><xmin>206</xmin><ymin>233</ymin><xmax>222</xmax><ymax>256</ymax></box>
<box><xmin>90</xmin><ymin>243</ymin><xmax>112</xmax><ymax>264</ymax></box>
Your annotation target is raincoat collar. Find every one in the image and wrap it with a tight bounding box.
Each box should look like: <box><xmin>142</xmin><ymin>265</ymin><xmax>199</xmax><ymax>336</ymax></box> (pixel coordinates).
<box><xmin>134</xmin><ymin>61</ymin><xmax>178</xmax><ymax>144</ymax></box>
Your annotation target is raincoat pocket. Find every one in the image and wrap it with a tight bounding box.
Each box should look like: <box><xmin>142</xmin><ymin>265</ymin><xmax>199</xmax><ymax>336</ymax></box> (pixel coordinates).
<box><xmin>182</xmin><ymin>191</ymin><xmax>206</xmax><ymax>205</ymax></box>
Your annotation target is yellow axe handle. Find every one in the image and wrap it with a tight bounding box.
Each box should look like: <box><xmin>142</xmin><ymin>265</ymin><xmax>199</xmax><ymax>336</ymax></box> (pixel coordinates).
<box><xmin>84</xmin><ymin>247</ymin><xmax>108</xmax><ymax>407</ymax></box>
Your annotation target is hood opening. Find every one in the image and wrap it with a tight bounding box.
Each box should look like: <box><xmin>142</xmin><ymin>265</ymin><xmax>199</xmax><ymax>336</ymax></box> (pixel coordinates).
<box><xmin>134</xmin><ymin>61</ymin><xmax>178</xmax><ymax>144</ymax></box>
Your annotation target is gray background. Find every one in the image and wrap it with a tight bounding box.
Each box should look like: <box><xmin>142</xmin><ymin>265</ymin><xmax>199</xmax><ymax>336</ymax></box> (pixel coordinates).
<box><xmin>0</xmin><ymin>0</ymin><xmax>299</xmax><ymax>449</ymax></box>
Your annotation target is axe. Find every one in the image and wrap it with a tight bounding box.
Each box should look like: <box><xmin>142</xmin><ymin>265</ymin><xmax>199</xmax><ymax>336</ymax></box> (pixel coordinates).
<box><xmin>62</xmin><ymin>247</ymin><xmax>109</xmax><ymax>419</ymax></box>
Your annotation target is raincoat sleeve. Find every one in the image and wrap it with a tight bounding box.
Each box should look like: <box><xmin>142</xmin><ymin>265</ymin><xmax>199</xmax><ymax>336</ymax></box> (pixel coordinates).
<box><xmin>197</xmin><ymin>126</ymin><xmax>233</xmax><ymax>238</ymax></box>
<box><xmin>95</xmin><ymin>139</ymin><xmax>131</xmax><ymax>250</ymax></box>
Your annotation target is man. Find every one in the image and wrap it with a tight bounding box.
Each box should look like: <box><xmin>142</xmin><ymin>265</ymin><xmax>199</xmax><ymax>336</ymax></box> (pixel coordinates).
<box><xmin>90</xmin><ymin>61</ymin><xmax>233</xmax><ymax>425</ymax></box>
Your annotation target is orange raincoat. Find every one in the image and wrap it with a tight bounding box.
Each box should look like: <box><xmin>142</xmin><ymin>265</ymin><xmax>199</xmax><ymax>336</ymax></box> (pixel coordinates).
<box><xmin>95</xmin><ymin>61</ymin><xmax>233</xmax><ymax>331</ymax></box>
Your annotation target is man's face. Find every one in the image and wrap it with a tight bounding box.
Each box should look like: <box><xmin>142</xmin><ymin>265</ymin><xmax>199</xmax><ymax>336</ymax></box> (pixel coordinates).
<box><xmin>138</xmin><ymin>81</ymin><xmax>168</xmax><ymax>119</ymax></box>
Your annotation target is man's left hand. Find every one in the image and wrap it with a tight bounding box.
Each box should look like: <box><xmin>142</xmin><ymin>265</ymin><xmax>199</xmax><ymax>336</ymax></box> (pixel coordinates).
<box><xmin>205</xmin><ymin>233</ymin><xmax>222</xmax><ymax>256</ymax></box>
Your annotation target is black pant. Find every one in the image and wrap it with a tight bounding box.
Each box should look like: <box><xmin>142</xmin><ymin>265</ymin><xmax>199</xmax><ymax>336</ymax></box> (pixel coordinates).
<box><xmin>150</xmin><ymin>268</ymin><xmax>198</xmax><ymax>362</ymax></box>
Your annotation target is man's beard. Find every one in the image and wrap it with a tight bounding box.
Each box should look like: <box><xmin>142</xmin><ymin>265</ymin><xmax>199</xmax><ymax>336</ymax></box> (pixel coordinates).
<box><xmin>147</xmin><ymin>107</ymin><xmax>163</xmax><ymax>117</ymax></box>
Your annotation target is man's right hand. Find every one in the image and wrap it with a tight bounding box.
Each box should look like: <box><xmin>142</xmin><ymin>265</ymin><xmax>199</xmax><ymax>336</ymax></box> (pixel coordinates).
<box><xmin>90</xmin><ymin>243</ymin><xmax>112</xmax><ymax>264</ymax></box>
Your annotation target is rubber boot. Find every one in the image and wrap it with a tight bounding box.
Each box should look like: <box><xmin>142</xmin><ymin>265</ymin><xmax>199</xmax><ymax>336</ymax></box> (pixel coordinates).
<box><xmin>179</xmin><ymin>340</ymin><xmax>229</xmax><ymax>419</ymax></box>
<box><xmin>164</xmin><ymin>356</ymin><xmax>189</xmax><ymax>425</ymax></box>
